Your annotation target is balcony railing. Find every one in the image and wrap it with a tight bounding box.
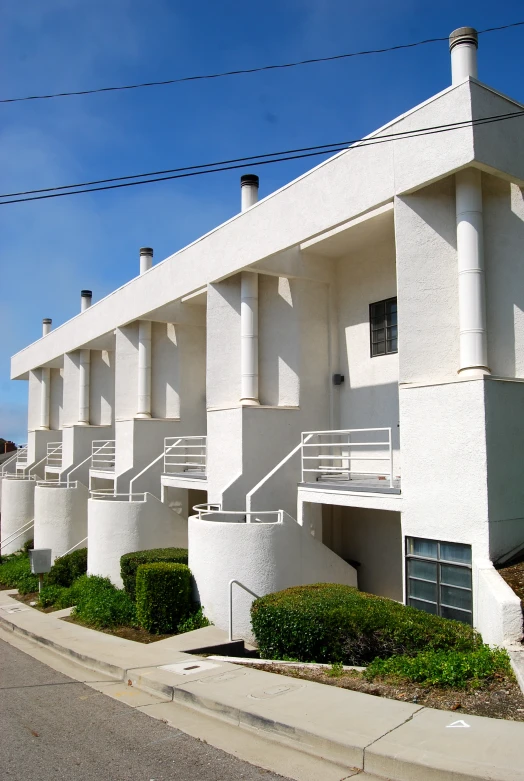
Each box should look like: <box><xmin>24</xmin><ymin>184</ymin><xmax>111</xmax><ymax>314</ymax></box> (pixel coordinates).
<box><xmin>46</xmin><ymin>442</ymin><xmax>63</xmax><ymax>468</ymax></box>
<box><xmin>91</xmin><ymin>440</ymin><xmax>115</xmax><ymax>472</ymax></box>
<box><xmin>164</xmin><ymin>436</ymin><xmax>206</xmax><ymax>478</ymax></box>
<box><xmin>301</xmin><ymin>428</ymin><xmax>394</xmax><ymax>488</ymax></box>
<box><xmin>16</xmin><ymin>446</ymin><xmax>28</xmax><ymax>470</ymax></box>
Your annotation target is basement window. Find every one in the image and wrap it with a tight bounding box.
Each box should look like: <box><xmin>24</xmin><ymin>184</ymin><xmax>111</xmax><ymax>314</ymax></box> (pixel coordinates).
<box><xmin>370</xmin><ymin>297</ymin><xmax>397</xmax><ymax>356</ymax></box>
<box><xmin>405</xmin><ymin>537</ymin><xmax>473</xmax><ymax>625</ymax></box>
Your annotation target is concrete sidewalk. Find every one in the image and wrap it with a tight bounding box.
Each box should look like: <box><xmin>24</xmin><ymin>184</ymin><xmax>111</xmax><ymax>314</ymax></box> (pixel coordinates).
<box><xmin>1</xmin><ymin>589</ymin><xmax>523</xmax><ymax>781</ymax></box>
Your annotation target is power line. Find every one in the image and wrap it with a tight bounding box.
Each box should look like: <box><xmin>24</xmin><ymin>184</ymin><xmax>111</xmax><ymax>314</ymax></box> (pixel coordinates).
<box><xmin>1</xmin><ymin>108</ymin><xmax>523</xmax><ymax>206</ymax></box>
<box><xmin>1</xmin><ymin>21</ymin><xmax>523</xmax><ymax>105</ymax></box>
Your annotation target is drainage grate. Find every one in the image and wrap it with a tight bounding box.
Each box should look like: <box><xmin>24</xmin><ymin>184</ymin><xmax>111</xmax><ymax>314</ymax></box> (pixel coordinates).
<box><xmin>159</xmin><ymin>661</ymin><xmax>219</xmax><ymax>676</ymax></box>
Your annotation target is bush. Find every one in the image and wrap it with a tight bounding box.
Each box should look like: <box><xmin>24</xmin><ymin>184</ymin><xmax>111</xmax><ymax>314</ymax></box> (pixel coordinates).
<box><xmin>364</xmin><ymin>646</ymin><xmax>513</xmax><ymax>689</ymax></box>
<box><xmin>71</xmin><ymin>575</ymin><xmax>137</xmax><ymax>629</ymax></box>
<box><xmin>121</xmin><ymin>548</ymin><xmax>188</xmax><ymax>600</ymax></box>
<box><xmin>251</xmin><ymin>584</ymin><xmax>481</xmax><ymax>665</ymax></box>
<box><xmin>47</xmin><ymin>548</ymin><xmax>87</xmax><ymax>588</ymax></box>
<box><xmin>22</xmin><ymin>538</ymin><xmax>34</xmax><ymax>554</ymax></box>
<box><xmin>39</xmin><ymin>584</ymin><xmax>69</xmax><ymax>608</ymax></box>
<box><xmin>136</xmin><ymin>563</ymin><xmax>192</xmax><ymax>634</ymax></box>
<box><xmin>0</xmin><ymin>552</ymin><xmax>32</xmax><ymax>589</ymax></box>
<box><xmin>17</xmin><ymin>571</ymin><xmax>40</xmax><ymax>594</ymax></box>
<box><xmin>177</xmin><ymin>606</ymin><xmax>211</xmax><ymax>634</ymax></box>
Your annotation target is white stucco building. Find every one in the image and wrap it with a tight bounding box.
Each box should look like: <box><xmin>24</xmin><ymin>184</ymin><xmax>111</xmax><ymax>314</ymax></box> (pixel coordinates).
<box><xmin>2</xmin><ymin>28</ymin><xmax>523</xmax><ymax>645</ymax></box>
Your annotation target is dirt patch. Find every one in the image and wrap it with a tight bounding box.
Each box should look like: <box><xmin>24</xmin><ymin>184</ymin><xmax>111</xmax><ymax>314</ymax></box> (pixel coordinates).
<box><xmin>244</xmin><ymin>663</ymin><xmax>524</xmax><ymax>722</ymax></box>
<box><xmin>12</xmin><ymin>592</ymin><xmax>55</xmax><ymax>613</ymax></box>
<box><xmin>62</xmin><ymin>615</ymin><xmax>175</xmax><ymax>644</ymax></box>
<box><xmin>497</xmin><ymin>557</ymin><xmax>524</xmax><ymax>603</ymax></box>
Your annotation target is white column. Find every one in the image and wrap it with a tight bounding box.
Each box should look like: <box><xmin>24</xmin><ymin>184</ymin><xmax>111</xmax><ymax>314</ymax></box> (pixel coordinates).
<box><xmin>78</xmin><ymin>349</ymin><xmax>91</xmax><ymax>425</ymax></box>
<box><xmin>40</xmin><ymin>367</ymin><xmax>50</xmax><ymax>430</ymax></box>
<box><xmin>137</xmin><ymin>321</ymin><xmax>152</xmax><ymax>418</ymax></box>
<box><xmin>240</xmin><ymin>272</ymin><xmax>259</xmax><ymax>404</ymax></box>
<box><xmin>456</xmin><ymin>168</ymin><xmax>490</xmax><ymax>376</ymax></box>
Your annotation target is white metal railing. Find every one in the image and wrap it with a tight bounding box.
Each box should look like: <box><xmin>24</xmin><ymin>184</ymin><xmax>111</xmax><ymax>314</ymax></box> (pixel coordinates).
<box><xmin>16</xmin><ymin>446</ymin><xmax>28</xmax><ymax>469</ymax></box>
<box><xmin>2</xmin><ymin>473</ymin><xmax>37</xmax><ymax>481</ymax></box>
<box><xmin>0</xmin><ymin>519</ymin><xmax>34</xmax><ymax>551</ymax></box>
<box><xmin>91</xmin><ymin>440</ymin><xmax>115</xmax><ymax>471</ymax></box>
<box><xmin>1</xmin><ymin>448</ymin><xmax>22</xmax><ymax>476</ymax></box>
<box><xmin>164</xmin><ymin>436</ymin><xmax>206</xmax><ymax>477</ymax></box>
<box><xmin>229</xmin><ymin>579</ymin><xmax>260</xmax><ymax>642</ymax></box>
<box><xmin>90</xmin><ymin>491</ymin><xmax>146</xmax><ymax>502</ymax></box>
<box><xmin>192</xmin><ymin>502</ymin><xmax>221</xmax><ymax>518</ymax></box>
<box><xmin>301</xmin><ymin>428</ymin><xmax>394</xmax><ymax>488</ymax></box>
<box><xmin>61</xmin><ymin>537</ymin><xmax>88</xmax><ymax>556</ymax></box>
<box><xmin>197</xmin><ymin>509</ymin><xmax>283</xmax><ymax>524</ymax></box>
<box><xmin>36</xmin><ymin>480</ymin><xmax>78</xmax><ymax>489</ymax></box>
<box><xmin>46</xmin><ymin>442</ymin><xmax>63</xmax><ymax>468</ymax></box>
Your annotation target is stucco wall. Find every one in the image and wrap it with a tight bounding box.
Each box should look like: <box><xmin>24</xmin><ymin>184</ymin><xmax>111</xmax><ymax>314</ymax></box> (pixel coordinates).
<box><xmin>259</xmin><ymin>275</ymin><xmax>300</xmax><ymax>407</ymax></box>
<box><xmin>322</xmin><ymin>505</ymin><xmax>403</xmax><ymax>601</ymax></box>
<box><xmin>399</xmin><ymin>379</ymin><xmax>490</xmax><ymax>562</ymax></box>
<box><xmin>90</xmin><ymin>350</ymin><xmax>114</xmax><ymax>426</ymax></box>
<box><xmin>60</xmin><ymin>424</ymin><xmax>114</xmax><ymax>486</ymax></box>
<box><xmin>395</xmin><ymin>178</ymin><xmax>459</xmax><ymax>385</ymax></box>
<box><xmin>34</xmin><ymin>482</ymin><xmax>88</xmax><ymax>561</ymax></box>
<box><xmin>189</xmin><ymin>512</ymin><xmax>357</xmax><ymax>641</ymax></box>
<box><xmin>0</xmin><ymin>478</ymin><xmax>35</xmax><ymax>555</ymax></box>
<box><xmin>151</xmin><ymin>322</ymin><xmax>180</xmax><ymax>419</ymax></box>
<box><xmin>115</xmin><ymin>325</ymin><xmax>139</xmax><ymax>421</ymax></box>
<box><xmin>206</xmin><ymin>278</ymin><xmax>241</xmax><ymax>408</ymax></box>
<box><xmin>483</xmin><ymin>176</ymin><xmax>524</xmax><ymax>379</ymax></box>
<box><xmin>473</xmin><ymin>559</ymin><xmax>523</xmax><ymax>646</ymax></box>
<box><xmin>49</xmin><ymin>368</ymin><xmax>63</xmax><ymax>431</ymax></box>
<box><xmin>88</xmin><ymin>493</ymin><xmax>188</xmax><ymax>586</ymax></box>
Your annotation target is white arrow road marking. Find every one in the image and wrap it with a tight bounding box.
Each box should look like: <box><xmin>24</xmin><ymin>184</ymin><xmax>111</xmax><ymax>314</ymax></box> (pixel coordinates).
<box><xmin>446</xmin><ymin>720</ymin><xmax>471</xmax><ymax>728</ymax></box>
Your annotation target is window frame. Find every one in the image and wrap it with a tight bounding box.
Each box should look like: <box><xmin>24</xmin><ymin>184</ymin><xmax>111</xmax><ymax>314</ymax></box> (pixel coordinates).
<box><xmin>405</xmin><ymin>537</ymin><xmax>473</xmax><ymax>625</ymax></box>
<box><xmin>369</xmin><ymin>297</ymin><xmax>398</xmax><ymax>358</ymax></box>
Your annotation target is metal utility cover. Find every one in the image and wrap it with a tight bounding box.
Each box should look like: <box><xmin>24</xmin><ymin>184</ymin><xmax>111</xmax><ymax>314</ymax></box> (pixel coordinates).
<box><xmin>159</xmin><ymin>661</ymin><xmax>219</xmax><ymax>676</ymax></box>
<box><xmin>29</xmin><ymin>549</ymin><xmax>52</xmax><ymax>574</ymax></box>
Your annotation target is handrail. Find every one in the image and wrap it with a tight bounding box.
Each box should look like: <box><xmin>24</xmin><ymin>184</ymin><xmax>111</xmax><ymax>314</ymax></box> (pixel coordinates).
<box><xmin>0</xmin><ymin>519</ymin><xmax>34</xmax><ymax>551</ymax></box>
<box><xmin>90</xmin><ymin>491</ymin><xmax>147</xmax><ymax>502</ymax></box>
<box><xmin>198</xmin><ymin>509</ymin><xmax>283</xmax><ymax>524</ymax></box>
<box><xmin>36</xmin><ymin>480</ymin><xmax>79</xmax><ymax>489</ymax></box>
<box><xmin>301</xmin><ymin>427</ymin><xmax>394</xmax><ymax>488</ymax></box>
<box><xmin>91</xmin><ymin>440</ymin><xmax>116</xmax><ymax>471</ymax></box>
<box><xmin>192</xmin><ymin>502</ymin><xmax>221</xmax><ymax>518</ymax></box>
<box><xmin>2</xmin><ymin>473</ymin><xmax>37</xmax><ymax>481</ymax></box>
<box><xmin>46</xmin><ymin>442</ymin><xmax>63</xmax><ymax>467</ymax></box>
<box><xmin>1</xmin><ymin>449</ymin><xmax>21</xmax><ymax>476</ymax></box>
<box><xmin>27</xmin><ymin>449</ymin><xmax>57</xmax><ymax>477</ymax></box>
<box><xmin>63</xmin><ymin>441</ymin><xmax>112</xmax><ymax>488</ymax></box>
<box><xmin>229</xmin><ymin>579</ymin><xmax>260</xmax><ymax>642</ymax></box>
<box><xmin>246</xmin><ymin>434</ymin><xmax>313</xmax><ymax>512</ymax></box>
<box><xmin>129</xmin><ymin>441</ymin><xmax>182</xmax><ymax>499</ymax></box>
<box><xmin>61</xmin><ymin>537</ymin><xmax>88</xmax><ymax>557</ymax></box>
<box><xmin>164</xmin><ymin>436</ymin><xmax>206</xmax><ymax>476</ymax></box>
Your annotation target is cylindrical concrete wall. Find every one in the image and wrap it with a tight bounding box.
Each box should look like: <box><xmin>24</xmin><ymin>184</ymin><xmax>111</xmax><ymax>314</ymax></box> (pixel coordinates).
<box><xmin>34</xmin><ymin>483</ymin><xmax>88</xmax><ymax>562</ymax></box>
<box><xmin>0</xmin><ymin>478</ymin><xmax>35</xmax><ymax>555</ymax></box>
<box><xmin>87</xmin><ymin>494</ymin><xmax>188</xmax><ymax>586</ymax></box>
<box><xmin>189</xmin><ymin>514</ymin><xmax>357</xmax><ymax>641</ymax></box>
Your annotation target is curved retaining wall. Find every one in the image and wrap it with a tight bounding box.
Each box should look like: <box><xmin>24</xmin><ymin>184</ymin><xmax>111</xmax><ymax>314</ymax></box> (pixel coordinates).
<box><xmin>0</xmin><ymin>478</ymin><xmax>35</xmax><ymax>555</ymax></box>
<box><xmin>88</xmin><ymin>493</ymin><xmax>188</xmax><ymax>587</ymax></box>
<box><xmin>34</xmin><ymin>483</ymin><xmax>88</xmax><ymax>562</ymax></box>
<box><xmin>189</xmin><ymin>513</ymin><xmax>357</xmax><ymax>642</ymax></box>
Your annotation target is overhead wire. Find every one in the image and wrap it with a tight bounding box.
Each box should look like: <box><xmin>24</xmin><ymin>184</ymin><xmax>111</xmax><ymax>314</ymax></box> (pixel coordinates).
<box><xmin>1</xmin><ymin>21</ymin><xmax>523</xmax><ymax>104</ymax></box>
<box><xmin>1</xmin><ymin>108</ymin><xmax>523</xmax><ymax>206</ymax></box>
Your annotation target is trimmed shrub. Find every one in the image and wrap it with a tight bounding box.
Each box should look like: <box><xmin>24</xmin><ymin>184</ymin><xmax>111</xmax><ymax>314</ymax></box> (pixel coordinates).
<box><xmin>364</xmin><ymin>646</ymin><xmax>512</xmax><ymax>689</ymax></box>
<box><xmin>136</xmin><ymin>563</ymin><xmax>192</xmax><ymax>634</ymax></box>
<box><xmin>177</xmin><ymin>606</ymin><xmax>211</xmax><ymax>634</ymax></box>
<box><xmin>39</xmin><ymin>584</ymin><xmax>68</xmax><ymax>608</ymax></box>
<box><xmin>251</xmin><ymin>584</ymin><xmax>481</xmax><ymax>665</ymax></box>
<box><xmin>22</xmin><ymin>538</ymin><xmax>34</xmax><ymax>554</ymax></box>
<box><xmin>71</xmin><ymin>575</ymin><xmax>137</xmax><ymax>629</ymax></box>
<box><xmin>0</xmin><ymin>553</ymin><xmax>32</xmax><ymax>589</ymax></box>
<box><xmin>121</xmin><ymin>548</ymin><xmax>188</xmax><ymax>600</ymax></box>
<box><xmin>17</xmin><ymin>571</ymin><xmax>40</xmax><ymax>594</ymax></box>
<box><xmin>47</xmin><ymin>548</ymin><xmax>87</xmax><ymax>587</ymax></box>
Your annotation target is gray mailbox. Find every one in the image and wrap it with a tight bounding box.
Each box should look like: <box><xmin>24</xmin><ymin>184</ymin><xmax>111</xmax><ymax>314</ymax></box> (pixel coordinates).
<box><xmin>29</xmin><ymin>549</ymin><xmax>52</xmax><ymax>591</ymax></box>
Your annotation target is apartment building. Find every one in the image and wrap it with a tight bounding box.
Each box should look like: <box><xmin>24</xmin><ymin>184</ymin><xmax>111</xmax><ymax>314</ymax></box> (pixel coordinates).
<box><xmin>2</xmin><ymin>27</ymin><xmax>523</xmax><ymax>645</ymax></box>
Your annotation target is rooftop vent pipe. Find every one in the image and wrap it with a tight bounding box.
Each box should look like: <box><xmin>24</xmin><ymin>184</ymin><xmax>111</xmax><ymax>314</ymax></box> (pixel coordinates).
<box><xmin>240</xmin><ymin>174</ymin><xmax>259</xmax><ymax>212</ymax></box>
<box><xmin>42</xmin><ymin>318</ymin><xmax>52</xmax><ymax>337</ymax></box>
<box><xmin>81</xmin><ymin>290</ymin><xmax>92</xmax><ymax>312</ymax></box>
<box><xmin>449</xmin><ymin>27</ymin><xmax>478</xmax><ymax>85</ymax></box>
<box><xmin>140</xmin><ymin>247</ymin><xmax>153</xmax><ymax>275</ymax></box>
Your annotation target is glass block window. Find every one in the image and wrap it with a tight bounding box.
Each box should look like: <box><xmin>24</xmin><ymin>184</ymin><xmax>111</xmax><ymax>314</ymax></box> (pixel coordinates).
<box><xmin>370</xmin><ymin>297</ymin><xmax>397</xmax><ymax>357</ymax></box>
<box><xmin>406</xmin><ymin>537</ymin><xmax>472</xmax><ymax>625</ymax></box>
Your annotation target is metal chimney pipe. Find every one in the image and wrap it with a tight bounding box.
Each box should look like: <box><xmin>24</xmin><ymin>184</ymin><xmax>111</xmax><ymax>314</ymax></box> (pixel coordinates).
<box><xmin>81</xmin><ymin>290</ymin><xmax>92</xmax><ymax>312</ymax></box>
<box><xmin>42</xmin><ymin>318</ymin><xmax>52</xmax><ymax>337</ymax></box>
<box><xmin>140</xmin><ymin>247</ymin><xmax>153</xmax><ymax>275</ymax></box>
<box><xmin>240</xmin><ymin>174</ymin><xmax>259</xmax><ymax>212</ymax></box>
<box><xmin>449</xmin><ymin>27</ymin><xmax>478</xmax><ymax>85</ymax></box>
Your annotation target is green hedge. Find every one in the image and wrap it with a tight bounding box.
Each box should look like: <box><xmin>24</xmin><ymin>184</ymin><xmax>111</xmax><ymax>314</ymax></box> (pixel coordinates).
<box><xmin>121</xmin><ymin>548</ymin><xmax>188</xmax><ymax>600</ymax></box>
<box><xmin>0</xmin><ymin>552</ymin><xmax>36</xmax><ymax>590</ymax></box>
<box><xmin>251</xmin><ymin>584</ymin><xmax>481</xmax><ymax>665</ymax></box>
<box><xmin>71</xmin><ymin>575</ymin><xmax>137</xmax><ymax>628</ymax></box>
<box><xmin>364</xmin><ymin>646</ymin><xmax>512</xmax><ymax>689</ymax></box>
<box><xmin>47</xmin><ymin>548</ymin><xmax>87</xmax><ymax>587</ymax></box>
<box><xmin>136</xmin><ymin>563</ymin><xmax>192</xmax><ymax>634</ymax></box>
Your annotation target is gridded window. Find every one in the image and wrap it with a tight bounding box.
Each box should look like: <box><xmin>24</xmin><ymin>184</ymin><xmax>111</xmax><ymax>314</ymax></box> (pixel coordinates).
<box><xmin>406</xmin><ymin>537</ymin><xmax>473</xmax><ymax>625</ymax></box>
<box><xmin>370</xmin><ymin>297</ymin><xmax>397</xmax><ymax>357</ymax></box>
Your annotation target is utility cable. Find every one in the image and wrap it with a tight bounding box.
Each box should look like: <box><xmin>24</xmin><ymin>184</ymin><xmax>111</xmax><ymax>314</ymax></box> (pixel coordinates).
<box><xmin>1</xmin><ymin>21</ymin><xmax>523</xmax><ymax>105</ymax></box>
<box><xmin>1</xmin><ymin>108</ymin><xmax>523</xmax><ymax>206</ymax></box>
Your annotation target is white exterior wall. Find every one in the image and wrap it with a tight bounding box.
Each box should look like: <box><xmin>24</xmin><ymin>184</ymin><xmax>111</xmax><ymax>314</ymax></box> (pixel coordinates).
<box><xmin>34</xmin><ymin>482</ymin><xmax>88</xmax><ymax>561</ymax></box>
<box><xmin>89</xmin><ymin>350</ymin><xmax>114</xmax><ymax>426</ymax></box>
<box><xmin>189</xmin><ymin>513</ymin><xmax>357</xmax><ymax>641</ymax></box>
<box><xmin>258</xmin><ymin>276</ymin><xmax>300</xmax><ymax>406</ymax></box>
<box><xmin>49</xmin><ymin>368</ymin><xmax>63</xmax><ymax>431</ymax></box>
<box><xmin>206</xmin><ymin>278</ymin><xmax>241</xmax><ymax>407</ymax></box>
<box><xmin>151</xmin><ymin>322</ymin><xmax>180</xmax><ymax>419</ymax></box>
<box><xmin>0</xmin><ymin>478</ymin><xmax>35</xmax><ymax>554</ymax></box>
<box><xmin>115</xmin><ymin>325</ymin><xmax>139</xmax><ymax>420</ymax></box>
<box><xmin>88</xmin><ymin>493</ymin><xmax>188</xmax><ymax>587</ymax></box>
<box><xmin>474</xmin><ymin>560</ymin><xmax>522</xmax><ymax>646</ymax></box>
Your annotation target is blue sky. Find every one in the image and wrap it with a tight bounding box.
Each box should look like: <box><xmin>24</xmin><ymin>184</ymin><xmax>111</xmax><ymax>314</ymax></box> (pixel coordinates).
<box><xmin>1</xmin><ymin>0</ymin><xmax>523</xmax><ymax>443</ymax></box>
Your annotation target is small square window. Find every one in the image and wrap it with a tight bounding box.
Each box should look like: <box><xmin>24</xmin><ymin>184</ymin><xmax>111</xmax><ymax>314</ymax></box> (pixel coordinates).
<box><xmin>406</xmin><ymin>537</ymin><xmax>473</xmax><ymax>625</ymax></box>
<box><xmin>370</xmin><ymin>297</ymin><xmax>398</xmax><ymax>357</ymax></box>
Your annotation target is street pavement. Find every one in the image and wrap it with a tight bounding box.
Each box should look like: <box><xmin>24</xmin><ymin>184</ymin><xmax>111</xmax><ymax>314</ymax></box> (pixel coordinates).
<box><xmin>0</xmin><ymin>638</ymin><xmax>289</xmax><ymax>781</ymax></box>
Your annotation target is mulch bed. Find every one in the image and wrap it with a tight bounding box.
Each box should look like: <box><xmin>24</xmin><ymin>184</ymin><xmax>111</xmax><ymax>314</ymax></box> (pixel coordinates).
<box><xmin>247</xmin><ymin>663</ymin><xmax>524</xmax><ymax>722</ymax></box>
<box><xmin>62</xmin><ymin>615</ymin><xmax>174</xmax><ymax>644</ymax></box>
<box><xmin>13</xmin><ymin>592</ymin><xmax>54</xmax><ymax>613</ymax></box>
<box><xmin>497</xmin><ymin>557</ymin><xmax>524</xmax><ymax>603</ymax></box>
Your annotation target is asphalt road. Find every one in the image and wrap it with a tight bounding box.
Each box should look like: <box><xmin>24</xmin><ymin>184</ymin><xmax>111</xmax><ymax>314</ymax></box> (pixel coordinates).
<box><xmin>0</xmin><ymin>638</ymin><xmax>289</xmax><ymax>781</ymax></box>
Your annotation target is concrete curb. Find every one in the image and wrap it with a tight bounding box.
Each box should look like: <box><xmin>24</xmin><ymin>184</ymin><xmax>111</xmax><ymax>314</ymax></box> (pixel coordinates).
<box><xmin>1</xmin><ymin>592</ymin><xmax>524</xmax><ymax>780</ymax></box>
